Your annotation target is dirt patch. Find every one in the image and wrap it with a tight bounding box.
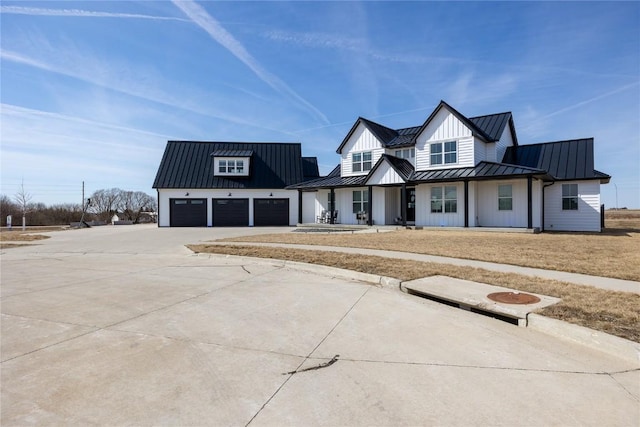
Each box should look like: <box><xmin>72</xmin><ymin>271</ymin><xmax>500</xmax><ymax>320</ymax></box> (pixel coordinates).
<box><xmin>0</xmin><ymin>226</ymin><xmax>67</xmax><ymax>243</ymax></box>
<box><xmin>189</xmin><ymin>244</ymin><xmax>640</xmax><ymax>343</ymax></box>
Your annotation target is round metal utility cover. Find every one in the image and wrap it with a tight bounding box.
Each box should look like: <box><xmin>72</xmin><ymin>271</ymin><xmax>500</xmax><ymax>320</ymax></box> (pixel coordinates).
<box><xmin>487</xmin><ymin>292</ymin><xmax>540</xmax><ymax>305</ymax></box>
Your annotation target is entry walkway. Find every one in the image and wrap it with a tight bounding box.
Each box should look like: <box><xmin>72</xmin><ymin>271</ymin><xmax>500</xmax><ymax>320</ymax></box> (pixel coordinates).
<box><xmin>210</xmin><ymin>242</ymin><xmax>640</xmax><ymax>294</ymax></box>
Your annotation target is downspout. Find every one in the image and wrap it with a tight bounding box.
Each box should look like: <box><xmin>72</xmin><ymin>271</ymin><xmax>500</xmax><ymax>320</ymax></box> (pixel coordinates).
<box><xmin>541</xmin><ymin>180</ymin><xmax>555</xmax><ymax>232</ymax></box>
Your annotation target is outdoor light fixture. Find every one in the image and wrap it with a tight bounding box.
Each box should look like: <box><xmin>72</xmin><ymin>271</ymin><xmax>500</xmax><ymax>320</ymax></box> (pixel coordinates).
<box><xmin>228</xmin><ymin>192</ymin><xmax>232</xmax><ymax>197</ymax></box>
<box><xmin>185</xmin><ymin>192</ymin><xmax>189</xmax><ymax>196</ymax></box>
<box><xmin>269</xmin><ymin>193</ymin><xmax>273</xmax><ymax>197</ymax></box>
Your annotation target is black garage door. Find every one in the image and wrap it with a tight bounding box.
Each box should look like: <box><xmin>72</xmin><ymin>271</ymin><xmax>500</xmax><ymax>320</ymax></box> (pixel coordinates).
<box><xmin>254</xmin><ymin>199</ymin><xmax>290</xmax><ymax>226</ymax></box>
<box><xmin>170</xmin><ymin>199</ymin><xmax>207</xmax><ymax>227</ymax></box>
<box><xmin>212</xmin><ymin>199</ymin><xmax>249</xmax><ymax>227</ymax></box>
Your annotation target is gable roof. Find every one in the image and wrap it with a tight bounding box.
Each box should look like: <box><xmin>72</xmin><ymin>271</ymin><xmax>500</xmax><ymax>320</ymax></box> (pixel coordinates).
<box><xmin>502</xmin><ymin>138</ymin><xmax>607</xmax><ymax>181</ymax></box>
<box><xmin>469</xmin><ymin>112</ymin><xmax>517</xmax><ymax>144</ymax></box>
<box><xmin>336</xmin><ymin>117</ymin><xmax>398</xmax><ymax>154</ymax></box>
<box><xmin>153</xmin><ymin>141</ymin><xmax>312</xmax><ymax>189</ymax></box>
<box><xmin>365</xmin><ymin>154</ymin><xmax>414</xmax><ymax>185</ymax></box>
<box><xmin>414</xmin><ymin>100</ymin><xmax>496</xmax><ymax>143</ymax></box>
<box><xmin>336</xmin><ymin>101</ymin><xmax>513</xmax><ymax>155</ymax></box>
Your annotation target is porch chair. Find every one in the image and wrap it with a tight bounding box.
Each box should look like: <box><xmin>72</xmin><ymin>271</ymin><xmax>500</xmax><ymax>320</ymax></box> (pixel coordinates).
<box><xmin>316</xmin><ymin>210</ymin><xmax>327</xmax><ymax>223</ymax></box>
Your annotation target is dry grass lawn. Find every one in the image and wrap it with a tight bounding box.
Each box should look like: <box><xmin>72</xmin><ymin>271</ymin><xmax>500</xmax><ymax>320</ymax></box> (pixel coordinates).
<box><xmin>219</xmin><ymin>210</ymin><xmax>640</xmax><ymax>281</ymax></box>
<box><xmin>189</xmin><ymin>244</ymin><xmax>640</xmax><ymax>343</ymax></box>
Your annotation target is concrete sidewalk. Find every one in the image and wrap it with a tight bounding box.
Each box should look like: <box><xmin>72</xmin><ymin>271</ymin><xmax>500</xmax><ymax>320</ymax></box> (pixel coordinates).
<box><xmin>209</xmin><ymin>241</ymin><xmax>640</xmax><ymax>294</ymax></box>
<box><xmin>2</xmin><ymin>225</ymin><xmax>638</xmax><ymax>426</ymax></box>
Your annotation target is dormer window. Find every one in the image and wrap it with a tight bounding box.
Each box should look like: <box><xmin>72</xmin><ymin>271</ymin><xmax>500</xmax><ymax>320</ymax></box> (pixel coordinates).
<box><xmin>218</xmin><ymin>159</ymin><xmax>245</xmax><ymax>175</ymax></box>
<box><xmin>212</xmin><ymin>150</ymin><xmax>252</xmax><ymax>177</ymax></box>
<box><xmin>352</xmin><ymin>151</ymin><xmax>372</xmax><ymax>173</ymax></box>
<box><xmin>430</xmin><ymin>141</ymin><xmax>457</xmax><ymax>165</ymax></box>
<box><xmin>394</xmin><ymin>148</ymin><xmax>415</xmax><ymax>159</ymax></box>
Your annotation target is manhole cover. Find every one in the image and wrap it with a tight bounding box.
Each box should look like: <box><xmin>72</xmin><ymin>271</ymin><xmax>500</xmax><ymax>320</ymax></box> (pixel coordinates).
<box><xmin>487</xmin><ymin>292</ymin><xmax>540</xmax><ymax>305</ymax></box>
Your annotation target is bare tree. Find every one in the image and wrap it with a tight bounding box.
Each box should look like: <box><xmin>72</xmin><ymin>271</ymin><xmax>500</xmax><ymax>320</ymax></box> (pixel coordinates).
<box><xmin>14</xmin><ymin>180</ymin><xmax>33</xmax><ymax>230</ymax></box>
<box><xmin>88</xmin><ymin>188</ymin><xmax>122</xmax><ymax>222</ymax></box>
<box><xmin>119</xmin><ymin>191</ymin><xmax>155</xmax><ymax>223</ymax></box>
<box><xmin>0</xmin><ymin>194</ymin><xmax>19</xmax><ymax>226</ymax></box>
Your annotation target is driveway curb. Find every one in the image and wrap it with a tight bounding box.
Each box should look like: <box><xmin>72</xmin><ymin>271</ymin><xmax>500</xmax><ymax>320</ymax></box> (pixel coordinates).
<box><xmin>527</xmin><ymin>314</ymin><xmax>640</xmax><ymax>364</ymax></box>
<box><xmin>202</xmin><ymin>252</ymin><xmax>639</xmax><ymax>364</ymax></box>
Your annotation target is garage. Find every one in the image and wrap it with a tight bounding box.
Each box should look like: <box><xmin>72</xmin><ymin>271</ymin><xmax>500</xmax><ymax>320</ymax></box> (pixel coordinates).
<box><xmin>254</xmin><ymin>198</ymin><xmax>290</xmax><ymax>226</ymax></box>
<box><xmin>170</xmin><ymin>199</ymin><xmax>207</xmax><ymax>227</ymax></box>
<box><xmin>213</xmin><ymin>198</ymin><xmax>249</xmax><ymax>227</ymax></box>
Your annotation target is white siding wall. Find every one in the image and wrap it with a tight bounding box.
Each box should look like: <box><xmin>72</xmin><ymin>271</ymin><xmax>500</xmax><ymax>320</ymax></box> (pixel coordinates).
<box><xmin>495</xmin><ymin>125</ymin><xmax>515</xmax><ymax>163</ymax></box>
<box><xmin>475</xmin><ymin>140</ymin><xmax>488</xmax><ymax>163</ymax></box>
<box><xmin>372</xmin><ymin>187</ymin><xmax>386</xmax><ymax>226</ymax></box>
<box><xmin>301</xmin><ymin>191</ymin><xmax>318</xmax><ymax>224</ymax></box>
<box><xmin>468</xmin><ymin>181</ymin><xmax>478</xmax><ymax>227</ymax></box>
<box><xmin>477</xmin><ymin>180</ymin><xmax>529</xmax><ymax>228</ymax></box>
<box><xmin>385</xmin><ymin>187</ymin><xmax>401</xmax><ymax>224</ymax></box>
<box><xmin>476</xmin><ymin>180</ymin><xmax>543</xmax><ymax>229</ymax></box>
<box><xmin>544</xmin><ymin>181</ymin><xmax>601</xmax><ymax>232</ymax></box>
<box><xmin>340</xmin><ymin>124</ymin><xmax>386</xmax><ymax>177</ymax></box>
<box><xmin>415</xmin><ymin>108</ymin><xmax>474</xmax><ymax>171</ymax></box>
<box><xmin>366</xmin><ymin>163</ymin><xmax>404</xmax><ymax>185</ymax></box>
<box><xmin>414</xmin><ymin>182</ymin><xmax>465</xmax><ymax>227</ymax></box>
<box><xmin>158</xmin><ymin>188</ymin><xmax>298</xmax><ymax>227</ymax></box>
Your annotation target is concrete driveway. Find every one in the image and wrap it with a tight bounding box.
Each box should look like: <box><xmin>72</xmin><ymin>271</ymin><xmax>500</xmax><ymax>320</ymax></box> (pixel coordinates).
<box><xmin>1</xmin><ymin>225</ymin><xmax>638</xmax><ymax>426</ymax></box>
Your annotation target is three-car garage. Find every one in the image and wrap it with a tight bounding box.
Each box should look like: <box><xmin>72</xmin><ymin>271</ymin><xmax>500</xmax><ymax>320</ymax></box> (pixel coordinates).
<box><xmin>167</xmin><ymin>197</ymin><xmax>292</xmax><ymax>227</ymax></box>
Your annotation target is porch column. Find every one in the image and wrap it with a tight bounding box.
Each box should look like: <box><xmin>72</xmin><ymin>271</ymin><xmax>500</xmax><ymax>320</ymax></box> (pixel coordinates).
<box><xmin>527</xmin><ymin>176</ymin><xmax>533</xmax><ymax>229</ymax></box>
<box><xmin>367</xmin><ymin>186</ymin><xmax>373</xmax><ymax>226</ymax></box>
<box><xmin>464</xmin><ymin>180</ymin><xmax>469</xmax><ymax>228</ymax></box>
<box><xmin>401</xmin><ymin>184</ymin><xmax>407</xmax><ymax>227</ymax></box>
<box><xmin>297</xmin><ymin>190</ymin><xmax>303</xmax><ymax>224</ymax></box>
<box><xmin>330</xmin><ymin>188</ymin><xmax>335</xmax><ymax>224</ymax></box>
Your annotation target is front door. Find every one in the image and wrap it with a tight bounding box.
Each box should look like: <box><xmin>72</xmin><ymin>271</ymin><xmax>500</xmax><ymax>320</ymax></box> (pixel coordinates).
<box><xmin>406</xmin><ymin>188</ymin><xmax>416</xmax><ymax>222</ymax></box>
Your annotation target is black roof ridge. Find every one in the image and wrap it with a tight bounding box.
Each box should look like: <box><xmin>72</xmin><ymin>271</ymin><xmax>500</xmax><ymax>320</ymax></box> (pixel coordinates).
<box><xmin>468</xmin><ymin>111</ymin><xmax>512</xmax><ymax>119</ymax></box>
<box><xmin>167</xmin><ymin>140</ymin><xmax>302</xmax><ymax>145</ymax></box>
<box><xmin>517</xmin><ymin>137</ymin><xmax>594</xmax><ymax>147</ymax></box>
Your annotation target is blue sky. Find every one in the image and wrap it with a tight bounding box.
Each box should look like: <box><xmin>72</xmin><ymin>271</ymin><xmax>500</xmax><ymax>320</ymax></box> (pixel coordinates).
<box><xmin>1</xmin><ymin>1</ymin><xmax>638</xmax><ymax>208</ymax></box>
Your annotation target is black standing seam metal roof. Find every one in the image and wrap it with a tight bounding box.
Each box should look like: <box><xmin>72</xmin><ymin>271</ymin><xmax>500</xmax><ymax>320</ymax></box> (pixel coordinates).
<box><xmin>301</xmin><ymin>157</ymin><xmax>320</xmax><ymax>180</ymax></box>
<box><xmin>287</xmin><ymin>159</ymin><xmax>551</xmax><ymax>190</ymax></box>
<box><xmin>153</xmin><ymin>141</ymin><xmax>313</xmax><ymax>189</ymax></box>
<box><xmin>336</xmin><ymin>102</ymin><xmax>515</xmax><ymax>155</ymax></box>
<box><xmin>469</xmin><ymin>112</ymin><xmax>513</xmax><ymax>142</ymax></box>
<box><xmin>502</xmin><ymin>138</ymin><xmax>605</xmax><ymax>181</ymax></box>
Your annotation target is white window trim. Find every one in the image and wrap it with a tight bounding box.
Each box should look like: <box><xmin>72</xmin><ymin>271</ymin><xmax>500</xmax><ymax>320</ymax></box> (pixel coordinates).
<box><xmin>430</xmin><ymin>185</ymin><xmax>457</xmax><ymax>213</ymax></box>
<box><xmin>394</xmin><ymin>148</ymin><xmax>415</xmax><ymax>159</ymax></box>
<box><xmin>498</xmin><ymin>184</ymin><xmax>513</xmax><ymax>211</ymax></box>
<box><xmin>352</xmin><ymin>151</ymin><xmax>372</xmax><ymax>173</ymax></box>
<box><xmin>562</xmin><ymin>183</ymin><xmax>579</xmax><ymax>211</ymax></box>
<box><xmin>352</xmin><ymin>189</ymin><xmax>369</xmax><ymax>214</ymax></box>
<box><xmin>215</xmin><ymin>157</ymin><xmax>250</xmax><ymax>176</ymax></box>
<box><xmin>429</xmin><ymin>140</ymin><xmax>458</xmax><ymax>166</ymax></box>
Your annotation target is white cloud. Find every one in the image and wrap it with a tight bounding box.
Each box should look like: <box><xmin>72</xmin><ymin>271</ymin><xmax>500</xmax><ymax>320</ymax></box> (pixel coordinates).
<box><xmin>0</xmin><ymin>5</ymin><xmax>189</xmax><ymax>22</ymax></box>
<box><xmin>172</xmin><ymin>0</ymin><xmax>329</xmax><ymax>125</ymax></box>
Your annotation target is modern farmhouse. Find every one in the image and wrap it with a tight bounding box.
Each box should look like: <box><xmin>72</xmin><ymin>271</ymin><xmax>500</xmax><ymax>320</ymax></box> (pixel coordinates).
<box><xmin>153</xmin><ymin>141</ymin><xmax>318</xmax><ymax>227</ymax></box>
<box><xmin>153</xmin><ymin>101</ymin><xmax>609</xmax><ymax>232</ymax></box>
<box><xmin>289</xmin><ymin>100</ymin><xmax>610</xmax><ymax>232</ymax></box>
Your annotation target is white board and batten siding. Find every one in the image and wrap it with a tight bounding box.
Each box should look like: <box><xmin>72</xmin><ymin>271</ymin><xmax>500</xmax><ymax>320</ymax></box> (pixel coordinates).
<box><xmin>366</xmin><ymin>161</ymin><xmax>405</xmax><ymax>186</ymax></box>
<box><xmin>414</xmin><ymin>182</ymin><xmax>466</xmax><ymax>227</ymax></box>
<box><xmin>158</xmin><ymin>188</ymin><xmax>298</xmax><ymax>227</ymax></box>
<box><xmin>415</xmin><ymin>107</ymin><xmax>475</xmax><ymax>171</ymax></box>
<box><xmin>340</xmin><ymin>124</ymin><xmax>386</xmax><ymax>177</ymax></box>
<box><xmin>476</xmin><ymin>180</ymin><xmax>542</xmax><ymax>228</ymax></box>
<box><xmin>544</xmin><ymin>181</ymin><xmax>601</xmax><ymax>232</ymax></box>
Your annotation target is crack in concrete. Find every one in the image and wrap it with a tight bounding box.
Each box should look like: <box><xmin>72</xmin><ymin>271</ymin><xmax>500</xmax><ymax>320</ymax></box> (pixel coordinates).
<box><xmin>245</xmin><ymin>287</ymin><xmax>371</xmax><ymax>427</ymax></box>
